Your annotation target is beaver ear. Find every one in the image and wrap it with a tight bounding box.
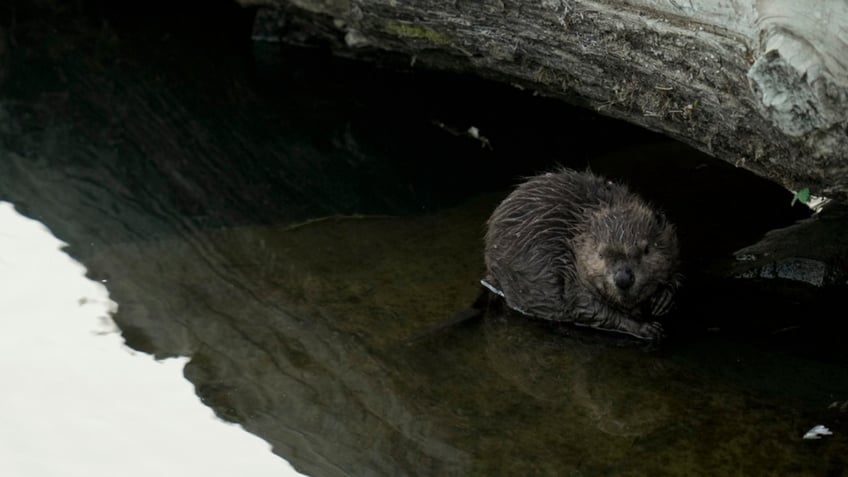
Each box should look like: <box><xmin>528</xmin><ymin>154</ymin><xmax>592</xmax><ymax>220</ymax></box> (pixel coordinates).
<box><xmin>654</xmin><ymin>210</ymin><xmax>668</xmax><ymax>227</ymax></box>
<box><xmin>590</xmin><ymin>180</ymin><xmax>613</xmax><ymax>201</ymax></box>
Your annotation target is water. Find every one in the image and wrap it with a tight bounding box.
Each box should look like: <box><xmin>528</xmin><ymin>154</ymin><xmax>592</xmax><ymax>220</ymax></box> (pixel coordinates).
<box><xmin>2</xmin><ymin>3</ymin><xmax>846</xmax><ymax>476</ymax></box>
<box><xmin>0</xmin><ymin>202</ymin><xmax>300</xmax><ymax>477</ymax></box>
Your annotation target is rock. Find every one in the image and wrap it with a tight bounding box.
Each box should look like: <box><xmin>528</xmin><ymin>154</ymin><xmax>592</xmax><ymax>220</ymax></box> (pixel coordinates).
<box><xmin>732</xmin><ymin>204</ymin><xmax>848</xmax><ymax>288</ymax></box>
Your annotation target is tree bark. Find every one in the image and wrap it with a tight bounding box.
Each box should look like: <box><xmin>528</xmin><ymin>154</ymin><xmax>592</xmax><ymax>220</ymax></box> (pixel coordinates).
<box><xmin>242</xmin><ymin>0</ymin><xmax>848</xmax><ymax>202</ymax></box>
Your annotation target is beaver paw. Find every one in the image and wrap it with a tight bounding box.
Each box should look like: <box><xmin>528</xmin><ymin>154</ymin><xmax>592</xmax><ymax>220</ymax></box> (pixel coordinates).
<box><xmin>649</xmin><ymin>287</ymin><xmax>676</xmax><ymax>316</ymax></box>
<box><xmin>635</xmin><ymin>321</ymin><xmax>665</xmax><ymax>341</ymax></box>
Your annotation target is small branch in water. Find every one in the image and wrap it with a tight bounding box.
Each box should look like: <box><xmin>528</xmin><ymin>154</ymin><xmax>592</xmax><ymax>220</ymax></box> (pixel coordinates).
<box><xmin>432</xmin><ymin>120</ymin><xmax>493</xmax><ymax>149</ymax></box>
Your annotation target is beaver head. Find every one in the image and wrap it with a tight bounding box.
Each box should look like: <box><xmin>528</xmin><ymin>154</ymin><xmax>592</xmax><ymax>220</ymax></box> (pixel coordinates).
<box><xmin>571</xmin><ymin>201</ymin><xmax>678</xmax><ymax>311</ymax></box>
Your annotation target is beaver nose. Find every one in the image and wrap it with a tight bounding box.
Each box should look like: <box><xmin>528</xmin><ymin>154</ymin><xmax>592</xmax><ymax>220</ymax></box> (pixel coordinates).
<box><xmin>614</xmin><ymin>267</ymin><xmax>634</xmax><ymax>290</ymax></box>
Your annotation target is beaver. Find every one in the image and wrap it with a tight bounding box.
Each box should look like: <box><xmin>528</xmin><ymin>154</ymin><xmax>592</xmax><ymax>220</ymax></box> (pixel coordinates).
<box><xmin>483</xmin><ymin>168</ymin><xmax>682</xmax><ymax>340</ymax></box>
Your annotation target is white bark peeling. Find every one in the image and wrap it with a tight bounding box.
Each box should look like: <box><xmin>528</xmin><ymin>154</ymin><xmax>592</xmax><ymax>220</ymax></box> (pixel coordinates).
<box><xmin>747</xmin><ymin>0</ymin><xmax>848</xmax><ymax>136</ymax></box>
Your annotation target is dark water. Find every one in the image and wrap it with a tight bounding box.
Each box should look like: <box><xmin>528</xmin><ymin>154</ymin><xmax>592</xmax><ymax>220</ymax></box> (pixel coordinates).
<box><xmin>2</xmin><ymin>3</ymin><xmax>847</xmax><ymax>476</ymax></box>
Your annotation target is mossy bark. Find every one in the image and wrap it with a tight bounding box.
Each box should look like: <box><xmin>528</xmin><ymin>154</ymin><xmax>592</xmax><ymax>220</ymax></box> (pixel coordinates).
<box><xmin>244</xmin><ymin>0</ymin><xmax>848</xmax><ymax>202</ymax></box>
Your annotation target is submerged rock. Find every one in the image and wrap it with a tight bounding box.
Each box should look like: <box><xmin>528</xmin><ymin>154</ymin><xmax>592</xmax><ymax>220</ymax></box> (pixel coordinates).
<box><xmin>731</xmin><ymin>204</ymin><xmax>848</xmax><ymax>289</ymax></box>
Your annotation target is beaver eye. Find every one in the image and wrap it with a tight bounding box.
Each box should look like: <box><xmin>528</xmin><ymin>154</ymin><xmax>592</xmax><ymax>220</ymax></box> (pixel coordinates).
<box><xmin>644</xmin><ymin>242</ymin><xmax>659</xmax><ymax>255</ymax></box>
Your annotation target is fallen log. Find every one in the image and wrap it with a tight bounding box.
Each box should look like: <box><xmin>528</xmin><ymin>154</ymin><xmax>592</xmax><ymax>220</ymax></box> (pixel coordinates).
<box><xmin>244</xmin><ymin>0</ymin><xmax>848</xmax><ymax>201</ymax></box>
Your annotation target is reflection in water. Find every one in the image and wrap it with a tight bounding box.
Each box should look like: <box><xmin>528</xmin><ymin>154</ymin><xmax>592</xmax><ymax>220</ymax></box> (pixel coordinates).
<box><xmin>83</xmin><ymin>198</ymin><xmax>494</xmax><ymax>476</ymax></box>
<box><xmin>2</xmin><ymin>3</ymin><xmax>847</xmax><ymax>475</ymax></box>
<box><xmin>81</xmin><ymin>199</ymin><xmax>847</xmax><ymax>476</ymax></box>
<box><xmin>0</xmin><ymin>202</ymin><xmax>303</xmax><ymax>477</ymax></box>
<box><xmin>482</xmin><ymin>312</ymin><xmax>672</xmax><ymax>438</ymax></box>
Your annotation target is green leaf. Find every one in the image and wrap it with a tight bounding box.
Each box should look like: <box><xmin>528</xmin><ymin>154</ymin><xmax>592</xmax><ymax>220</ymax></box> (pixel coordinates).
<box><xmin>791</xmin><ymin>187</ymin><xmax>810</xmax><ymax>206</ymax></box>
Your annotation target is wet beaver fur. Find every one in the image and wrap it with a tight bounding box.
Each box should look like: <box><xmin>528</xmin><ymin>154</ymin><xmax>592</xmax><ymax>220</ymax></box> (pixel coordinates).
<box><xmin>483</xmin><ymin>168</ymin><xmax>682</xmax><ymax>340</ymax></box>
